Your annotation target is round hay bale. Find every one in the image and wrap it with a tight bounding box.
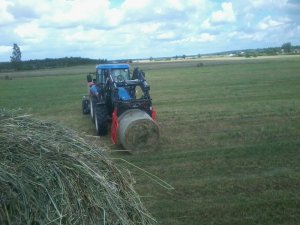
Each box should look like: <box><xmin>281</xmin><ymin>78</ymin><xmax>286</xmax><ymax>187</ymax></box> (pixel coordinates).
<box><xmin>117</xmin><ymin>109</ymin><xmax>160</xmax><ymax>151</ymax></box>
<box><xmin>0</xmin><ymin>109</ymin><xmax>155</xmax><ymax>225</ymax></box>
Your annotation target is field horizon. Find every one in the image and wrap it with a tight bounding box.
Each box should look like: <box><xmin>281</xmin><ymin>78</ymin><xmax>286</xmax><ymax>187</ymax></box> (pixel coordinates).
<box><xmin>1</xmin><ymin>55</ymin><xmax>300</xmax><ymax>225</ymax></box>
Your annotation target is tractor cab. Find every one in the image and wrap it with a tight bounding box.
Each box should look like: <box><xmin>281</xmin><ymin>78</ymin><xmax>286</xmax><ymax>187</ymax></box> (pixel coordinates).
<box><xmin>96</xmin><ymin>64</ymin><xmax>130</xmax><ymax>84</ymax></box>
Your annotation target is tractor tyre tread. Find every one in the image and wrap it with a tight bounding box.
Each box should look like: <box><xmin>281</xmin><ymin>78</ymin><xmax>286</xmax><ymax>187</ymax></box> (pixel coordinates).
<box><xmin>95</xmin><ymin>104</ymin><xmax>108</xmax><ymax>136</ymax></box>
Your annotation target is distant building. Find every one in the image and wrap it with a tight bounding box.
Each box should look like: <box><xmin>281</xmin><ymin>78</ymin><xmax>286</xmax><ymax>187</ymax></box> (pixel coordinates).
<box><xmin>293</xmin><ymin>49</ymin><xmax>300</xmax><ymax>54</ymax></box>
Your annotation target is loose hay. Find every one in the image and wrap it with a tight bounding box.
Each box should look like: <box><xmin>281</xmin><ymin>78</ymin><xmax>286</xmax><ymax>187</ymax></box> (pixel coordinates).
<box><xmin>0</xmin><ymin>109</ymin><xmax>155</xmax><ymax>225</ymax></box>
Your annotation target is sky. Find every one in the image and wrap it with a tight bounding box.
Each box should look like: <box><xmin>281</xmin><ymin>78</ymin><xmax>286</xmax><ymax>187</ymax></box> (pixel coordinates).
<box><xmin>0</xmin><ymin>0</ymin><xmax>299</xmax><ymax>62</ymax></box>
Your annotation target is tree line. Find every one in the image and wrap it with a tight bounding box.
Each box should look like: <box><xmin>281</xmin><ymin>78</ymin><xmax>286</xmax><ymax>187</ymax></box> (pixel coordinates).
<box><xmin>0</xmin><ymin>44</ymin><xmax>107</xmax><ymax>72</ymax></box>
<box><xmin>1</xmin><ymin>42</ymin><xmax>299</xmax><ymax>72</ymax></box>
<box><xmin>0</xmin><ymin>56</ymin><xmax>107</xmax><ymax>72</ymax></box>
<box><xmin>1</xmin><ymin>57</ymin><xmax>107</xmax><ymax>72</ymax></box>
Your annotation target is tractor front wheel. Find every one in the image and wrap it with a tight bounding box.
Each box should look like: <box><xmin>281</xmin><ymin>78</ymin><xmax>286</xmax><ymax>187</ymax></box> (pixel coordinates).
<box><xmin>82</xmin><ymin>99</ymin><xmax>90</xmax><ymax>114</ymax></box>
<box><xmin>95</xmin><ymin>104</ymin><xmax>108</xmax><ymax>136</ymax></box>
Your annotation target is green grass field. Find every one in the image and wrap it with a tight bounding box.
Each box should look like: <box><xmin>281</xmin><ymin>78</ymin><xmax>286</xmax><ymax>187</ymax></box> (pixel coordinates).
<box><xmin>1</xmin><ymin>56</ymin><xmax>300</xmax><ymax>225</ymax></box>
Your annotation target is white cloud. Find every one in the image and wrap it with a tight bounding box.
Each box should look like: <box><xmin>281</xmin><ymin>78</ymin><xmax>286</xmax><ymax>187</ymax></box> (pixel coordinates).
<box><xmin>188</xmin><ymin>0</ymin><xmax>209</xmax><ymax>10</ymax></box>
<box><xmin>105</xmin><ymin>8</ymin><xmax>124</xmax><ymax>26</ymax></box>
<box><xmin>202</xmin><ymin>19</ymin><xmax>212</xmax><ymax>29</ymax></box>
<box><xmin>172</xmin><ymin>33</ymin><xmax>215</xmax><ymax>44</ymax></box>
<box><xmin>0</xmin><ymin>0</ymin><xmax>14</xmax><ymax>24</ymax></box>
<box><xmin>250</xmin><ymin>0</ymin><xmax>288</xmax><ymax>8</ymax></box>
<box><xmin>156</xmin><ymin>31</ymin><xmax>175</xmax><ymax>40</ymax></box>
<box><xmin>14</xmin><ymin>22</ymin><xmax>47</xmax><ymax>43</ymax></box>
<box><xmin>200</xmin><ymin>1</ymin><xmax>235</xmax><ymax>31</ymax></box>
<box><xmin>0</xmin><ymin>0</ymin><xmax>299</xmax><ymax>61</ymax></box>
<box><xmin>211</xmin><ymin>2</ymin><xmax>236</xmax><ymax>23</ymax></box>
<box><xmin>198</xmin><ymin>33</ymin><xmax>215</xmax><ymax>42</ymax></box>
<box><xmin>121</xmin><ymin>0</ymin><xmax>150</xmax><ymax>10</ymax></box>
<box><xmin>42</xmin><ymin>0</ymin><xmax>111</xmax><ymax>27</ymax></box>
<box><xmin>63</xmin><ymin>27</ymin><xmax>104</xmax><ymax>43</ymax></box>
<box><xmin>0</xmin><ymin>45</ymin><xmax>11</xmax><ymax>55</ymax></box>
<box><xmin>228</xmin><ymin>31</ymin><xmax>265</xmax><ymax>41</ymax></box>
<box><xmin>140</xmin><ymin>23</ymin><xmax>161</xmax><ymax>34</ymax></box>
<box><xmin>167</xmin><ymin>0</ymin><xmax>184</xmax><ymax>10</ymax></box>
<box><xmin>257</xmin><ymin>16</ymin><xmax>289</xmax><ymax>30</ymax></box>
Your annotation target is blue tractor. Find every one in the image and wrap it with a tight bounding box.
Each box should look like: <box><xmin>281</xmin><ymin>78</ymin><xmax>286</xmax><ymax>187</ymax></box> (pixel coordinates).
<box><xmin>82</xmin><ymin>64</ymin><xmax>157</xmax><ymax>147</ymax></box>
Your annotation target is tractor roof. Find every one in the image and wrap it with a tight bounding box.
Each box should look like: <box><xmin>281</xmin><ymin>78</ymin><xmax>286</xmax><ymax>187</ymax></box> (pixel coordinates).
<box><xmin>96</xmin><ymin>64</ymin><xmax>129</xmax><ymax>70</ymax></box>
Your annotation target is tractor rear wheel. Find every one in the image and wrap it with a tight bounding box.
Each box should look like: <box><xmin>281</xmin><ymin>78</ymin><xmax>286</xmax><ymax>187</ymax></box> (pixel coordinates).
<box><xmin>95</xmin><ymin>104</ymin><xmax>108</xmax><ymax>136</ymax></box>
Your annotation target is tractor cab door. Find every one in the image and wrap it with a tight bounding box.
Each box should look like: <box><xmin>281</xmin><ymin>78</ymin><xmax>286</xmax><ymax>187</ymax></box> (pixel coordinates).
<box><xmin>96</xmin><ymin>69</ymin><xmax>109</xmax><ymax>85</ymax></box>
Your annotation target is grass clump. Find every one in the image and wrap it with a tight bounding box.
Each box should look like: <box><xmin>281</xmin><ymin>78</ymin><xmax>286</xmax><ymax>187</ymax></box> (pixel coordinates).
<box><xmin>0</xmin><ymin>109</ymin><xmax>155</xmax><ymax>225</ymax></box>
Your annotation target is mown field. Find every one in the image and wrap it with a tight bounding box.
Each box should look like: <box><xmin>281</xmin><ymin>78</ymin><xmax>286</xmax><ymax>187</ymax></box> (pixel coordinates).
<box><xmin>1</xmin><ymin>56</ymin><xmax>300</xmax><ymax>225</ymax></box>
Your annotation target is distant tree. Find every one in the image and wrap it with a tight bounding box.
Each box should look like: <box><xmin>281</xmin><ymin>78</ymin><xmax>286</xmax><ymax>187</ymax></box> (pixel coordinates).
<box><xmin>281</xmin><ymin>42</ymin><xmax>292</xmax><ymax>53</ymax></box>
<box><xmin>245</xmin><ymin>52</ymin><xmax>251</xmax><ymax>58</ymax></box>
<box><xmin>265</xmin><ymin>48</ymin><xmax>277</xmax><ymax>56</ymax></box>
<box><xmin>182</xmin><ymin>54</ymin><xmax>186</xmax><ymax>59</ymax></box>
<box><xmin>149</xmin><ymin>57</ymin><xmax>153</xmax><ymax>61</ymax></box>
<box><xmin>197</xmin><ymin>54</ymin><xmax>201</xmax><ymax>58</ymax></box>
<box><xmin>10</xmin><ymin>43</ymin><xmax>22</xmax><ymax>70</ymax></box>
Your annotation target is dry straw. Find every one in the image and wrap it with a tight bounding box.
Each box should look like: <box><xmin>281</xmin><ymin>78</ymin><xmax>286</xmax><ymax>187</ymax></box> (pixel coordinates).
<box><xmin>0</xmin><ymin>109</ymin><xmax>155</xmax><ymax>225</ymax></box>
